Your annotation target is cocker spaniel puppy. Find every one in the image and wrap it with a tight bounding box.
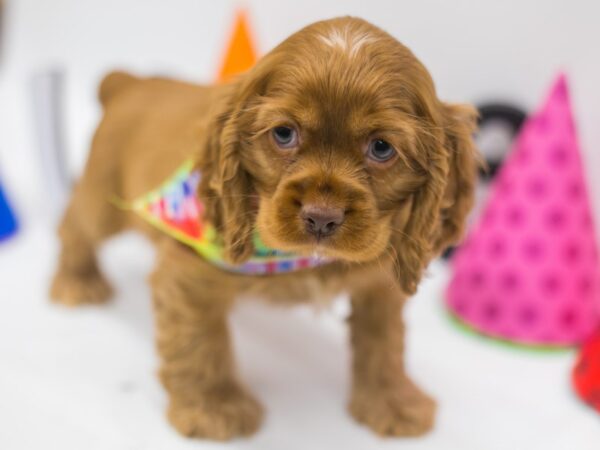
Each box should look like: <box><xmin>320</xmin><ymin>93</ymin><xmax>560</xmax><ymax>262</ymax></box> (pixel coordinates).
<box><xmin>50</xmin><ymin>17</ymin><xmax>479</xmax><ymax>440</ymax></box>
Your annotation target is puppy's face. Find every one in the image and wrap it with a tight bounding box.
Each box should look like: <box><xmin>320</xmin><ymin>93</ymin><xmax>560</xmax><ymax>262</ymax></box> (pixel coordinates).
<box><xmin>250</xmin><ymin>59</ymin><xmax>426</xmax><ymax>262</ymax></box>
<box><xmin>201</xmin><ymin>17</ymin><xmax>479</xmax><ymax>291</ymax></box>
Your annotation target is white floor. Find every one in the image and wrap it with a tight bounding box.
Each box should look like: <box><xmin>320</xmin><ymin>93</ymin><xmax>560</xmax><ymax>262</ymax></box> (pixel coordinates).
<box><xmin>0</xmin><ymin>224</ymin><xmax>598</xmax><ymax>450</ymax></box>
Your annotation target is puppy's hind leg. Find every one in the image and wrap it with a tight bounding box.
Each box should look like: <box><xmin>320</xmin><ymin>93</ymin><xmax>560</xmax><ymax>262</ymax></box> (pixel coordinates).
<box><xmin>50</xmin><ymin>194</ymin><xmax>116</xmax><ymax>306</ymax></box>
<box><xmin>50</xmin><ymin>149</ymin><xmax>124</xmax><ymax>306</ymax></box>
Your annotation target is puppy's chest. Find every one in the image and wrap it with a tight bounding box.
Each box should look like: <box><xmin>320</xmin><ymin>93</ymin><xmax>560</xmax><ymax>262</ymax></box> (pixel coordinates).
<box><xmin>240</xmin><ymin>270</ymin><xmax>347</xmax><ymax>306</ymax></box>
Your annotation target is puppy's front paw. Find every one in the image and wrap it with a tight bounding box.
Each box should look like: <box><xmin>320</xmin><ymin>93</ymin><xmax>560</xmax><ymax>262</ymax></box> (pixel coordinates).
<box><xmin>349</xmin><ymin>378</ymin><xmax>436</xmax><ymax>437</ymax></box>
<box><xmin>50</xmin><ymin>269</ymin><xmax>113</xmax><ymax>307</ymax></box>
<box><xmin>168</xmin><ymin>384</ymin><xmax>264</xmax><ymax>440</ymax></box>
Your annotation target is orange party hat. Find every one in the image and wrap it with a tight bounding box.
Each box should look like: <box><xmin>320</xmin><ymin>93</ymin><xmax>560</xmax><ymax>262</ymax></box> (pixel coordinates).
<box><xmin>217</xmin><ymin>10</ymin><xmax>258</xmax><ymax>82</ymax></box>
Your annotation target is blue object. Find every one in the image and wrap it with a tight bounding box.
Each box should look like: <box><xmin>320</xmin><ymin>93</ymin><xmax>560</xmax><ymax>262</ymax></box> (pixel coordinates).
<box><xmin>0</xmin><ymin>183</ymin><xmax>18</xmax><ymax>240</ymax></box>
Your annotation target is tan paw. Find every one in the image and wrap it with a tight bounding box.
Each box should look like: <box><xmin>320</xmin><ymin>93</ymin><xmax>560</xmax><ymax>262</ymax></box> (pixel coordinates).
<box><xmin>349</xmin><ymin>378</ymin><xmax>436</xmax><ymax>437</ymax></box>
<box><xmin>168</xmin><ymin>385</ymin><xmax>264</xmax><ymax>440</ymax></box>
<box><xmin>50</xmin><ymin>269</ymin><xmax>113</xmax><ymax>307</ymax></box>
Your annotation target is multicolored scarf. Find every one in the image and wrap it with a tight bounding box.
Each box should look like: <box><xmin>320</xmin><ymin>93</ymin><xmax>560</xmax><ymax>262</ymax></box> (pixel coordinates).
<box><xmin>130</xmin><ymin>160</ymin><xmax>332</xmax><ymax>275</ymax></box>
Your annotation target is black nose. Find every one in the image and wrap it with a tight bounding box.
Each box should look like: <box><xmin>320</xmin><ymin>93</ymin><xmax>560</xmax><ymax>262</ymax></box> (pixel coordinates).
<box><xmin>300</xmin><ymin>205</ymin><xmax>345</xmax><ymax>238</ymax></box>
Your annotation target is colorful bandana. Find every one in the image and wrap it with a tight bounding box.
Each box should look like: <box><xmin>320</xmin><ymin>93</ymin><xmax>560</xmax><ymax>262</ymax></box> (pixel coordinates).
<box><xmin>130</xmin><ymin>160</ymin><xmax>332</xmax><ymax>275</ymax></box>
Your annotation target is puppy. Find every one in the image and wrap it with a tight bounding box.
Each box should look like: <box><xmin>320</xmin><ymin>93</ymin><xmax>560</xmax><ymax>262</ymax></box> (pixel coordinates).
<box><xmin>50</xmin><ymin>17</ymin><xmax>479</xmax><ymax>440</ymax></box>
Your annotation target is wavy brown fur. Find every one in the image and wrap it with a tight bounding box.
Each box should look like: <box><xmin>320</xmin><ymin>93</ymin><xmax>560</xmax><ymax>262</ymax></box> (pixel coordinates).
<box><xmin>50</xmin><ymin>17</ymin><xmax>479</xmax><ymax>440</ymax></box>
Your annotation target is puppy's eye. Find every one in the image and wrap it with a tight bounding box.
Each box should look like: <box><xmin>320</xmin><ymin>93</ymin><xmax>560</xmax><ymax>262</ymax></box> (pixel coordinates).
<box><xmin>367</xmin><ymin>139</ymin><xmax>396</xmax><ymax>163</ymax></box>
<box><xmin>272</xmin><ymin>126</ymin><xmax>298</xmax><ymax>149</ymax></box>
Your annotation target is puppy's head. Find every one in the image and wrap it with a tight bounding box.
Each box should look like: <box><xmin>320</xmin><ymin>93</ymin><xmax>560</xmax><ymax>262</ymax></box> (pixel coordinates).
<box><xmin>199</xmin><ymin>17</ymin><xmax>479</xmax><ymax>293</ymax></box>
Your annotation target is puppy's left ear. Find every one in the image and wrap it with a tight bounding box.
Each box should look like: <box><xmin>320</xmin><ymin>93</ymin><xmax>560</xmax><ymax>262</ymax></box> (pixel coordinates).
<box><xmin>391</xmin><ymin>102</ymin><xmax>479</xmax><ymax>295</ymax></box>
<box><xmin>435</xmin><ymin>103</ymin><xmax>480</xmax><ymax>253</ymax></box>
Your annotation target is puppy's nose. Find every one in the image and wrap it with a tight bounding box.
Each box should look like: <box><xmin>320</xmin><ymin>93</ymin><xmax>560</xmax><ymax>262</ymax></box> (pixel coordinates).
<box><xmin>300</xmin><ymin>204</ymin><xmax>345</xmax><ymax>238</ymax></box>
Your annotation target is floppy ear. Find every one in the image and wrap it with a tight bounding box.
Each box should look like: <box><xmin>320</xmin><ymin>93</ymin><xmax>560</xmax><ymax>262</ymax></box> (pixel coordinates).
<box><xmin>391</xmin><ymin>103</ymin><xmax>479</xmax><ymax>295</ymax></box>
<box><xmin>196</xmin><ymin>83</ymin><xmax>259</xmax><ymax>265</ymax></box>
<box><xmin>196</xmin><ymin>58</ymin><xmax>277</xmax><ymax>264</ymax></box>
<box><xmin>435</xmin><ymin>103</ymin><xmax>480</xmax><ymax>253</ymax></box>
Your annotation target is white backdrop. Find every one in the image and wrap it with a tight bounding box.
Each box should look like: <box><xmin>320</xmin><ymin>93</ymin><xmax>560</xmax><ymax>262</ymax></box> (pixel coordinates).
<box><xmin>1</xmin><ymin>0</ymin><xmax>599</xmax><ymax>221</ymax></box>
<box><xmin>1</xmin><ymin>2</ymin><xmax>599</xmax><ymax>448</ymax></box>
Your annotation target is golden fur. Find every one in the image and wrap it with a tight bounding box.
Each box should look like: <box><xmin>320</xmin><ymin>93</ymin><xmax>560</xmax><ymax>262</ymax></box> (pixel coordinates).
<box><xmin>50</xmin><ymin>17</ymin><xmax>479</xmax><ymax>440</ymax></box>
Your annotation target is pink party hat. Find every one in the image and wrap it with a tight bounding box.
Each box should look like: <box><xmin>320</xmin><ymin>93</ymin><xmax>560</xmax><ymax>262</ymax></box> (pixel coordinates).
<box><xmin>446</xmin><ymin>73</ymin><xmax>600</xmax><ymax>347</ymax></box>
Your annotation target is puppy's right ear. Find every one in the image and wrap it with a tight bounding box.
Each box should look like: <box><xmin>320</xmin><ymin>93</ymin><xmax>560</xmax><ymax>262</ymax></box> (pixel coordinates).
<box><xmin>195</xmin><ymin>85</ymin><xmax>253</xmax><ymax>264</ymax></box>
<box><xmin>196</xmin><ymin>66</ymin><xmax>273</xmax><ymax>264</ymax></box>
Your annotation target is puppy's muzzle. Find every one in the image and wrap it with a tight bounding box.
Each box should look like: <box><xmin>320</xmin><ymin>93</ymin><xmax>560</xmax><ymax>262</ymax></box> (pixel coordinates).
<box><xmin>300</xmin><ymin>204</ymin><xmax>345</xmax><ymax>238</ymax></box>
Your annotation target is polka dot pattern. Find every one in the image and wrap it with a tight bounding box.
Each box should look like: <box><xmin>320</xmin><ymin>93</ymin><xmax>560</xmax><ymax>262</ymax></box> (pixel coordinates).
<box><xmin>446</xmin><ymin>74</ymin><xmax>600</xmax><ymax>346</ymax></box>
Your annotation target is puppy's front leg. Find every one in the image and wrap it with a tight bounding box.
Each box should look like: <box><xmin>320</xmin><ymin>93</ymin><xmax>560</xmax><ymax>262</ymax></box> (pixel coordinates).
<box><xmin>150</xmin><ymin>241</ymin><xmax>263</xmax><ymax>440</ymax></box>
<box><xmin>348</xmin><ymin>275</ymin><xmax>436</xmax><ymax>437</ymax></box>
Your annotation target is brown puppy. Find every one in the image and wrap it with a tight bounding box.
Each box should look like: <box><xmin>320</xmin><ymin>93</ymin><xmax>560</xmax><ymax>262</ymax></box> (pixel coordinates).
<box><xmin>50</xmin><ymin>17</ymin><xmax>479</xmax><ymax>440</ymax></box>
